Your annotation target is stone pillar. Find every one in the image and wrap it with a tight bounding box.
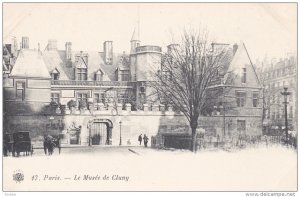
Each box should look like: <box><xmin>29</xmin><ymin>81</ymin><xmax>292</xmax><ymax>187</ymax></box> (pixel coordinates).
<box><xmin>117</xmin><ymin>103</ymin><xmax>123</xmax><ymax>112</ymax></box>
<box><xmin>168</xmin><ymin>105</ymin><xmax>173</xmax><ymax>112</ymax></box>
<box><xmin>125</xmin><ymin>103</ymin><xmax>132</xmax><ymax>112</ymax></box>
<box><xmin>159</xmin><ymin>104</ymin><xmax>165</xmax><ymax>112</ymax></box>
<box><xmin>152</xmin><ymin>104</ymin><xmax>159</xmax><ymax>112</ymax></box>
<box><xmin>65</xmin><ymin>106</ymin><xmax>71</xmax><ymax>114</ymax></box>
<box><xmin>143</xmin><ymin>104</ymin><xmax>149</xmax><ymax>111</ymax></box>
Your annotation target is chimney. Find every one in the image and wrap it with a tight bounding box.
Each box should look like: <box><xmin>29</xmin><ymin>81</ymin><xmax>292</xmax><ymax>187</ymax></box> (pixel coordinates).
<box><xmin>47</xmin><ymin>39</ymin><xmax>57</xmax><ymax>51</ymax></box>
<box><xmin>103</xmin><ymin>41</ymin><xmax>113</xmax><ymax>65</ymax></box>
<box><xmin>233</xmin><ymin>43</ymin><xmax>238</xmax><ymax>55</ymax></box>
<box><xmin>21</xmin><ymin>36</ymin><xmax>29</xmax><ymax>49</ymax></box>
<box><xmin>65</xmin><ymin>42</ymin><xmax>72</xmax><ymax>60</ymax></box>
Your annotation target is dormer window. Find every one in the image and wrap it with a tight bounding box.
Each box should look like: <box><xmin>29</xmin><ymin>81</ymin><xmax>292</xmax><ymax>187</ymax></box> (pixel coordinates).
<box><xmin>51</xmin><ymin>68</ymin><xmax>60</xmax><ymax>80</ymax></box>
<box><xmin>95</xmin><ymin>69</ymin><xmax>104</xmax><ymax>81</ymax></box>
<box><xmin>120</xmin><ymin>70</ymin><xmax>130</xmax><ymax>81</ymax></box>
<box><xmin>75</xmin><ymin>52</ymin><xmax>88</xmax><ymax>81</ymax></box>
<box><xmin>77</xmin><ymin>68</ymin><xmax>87</xmax><ymax>81</ymax></box>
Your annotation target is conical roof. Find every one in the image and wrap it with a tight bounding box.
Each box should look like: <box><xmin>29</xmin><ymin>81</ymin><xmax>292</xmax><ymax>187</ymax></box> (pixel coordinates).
<box><xmin>131</xmin><ymin>26</ymin><xmax>140</xmax><ymax>41</ymax></box>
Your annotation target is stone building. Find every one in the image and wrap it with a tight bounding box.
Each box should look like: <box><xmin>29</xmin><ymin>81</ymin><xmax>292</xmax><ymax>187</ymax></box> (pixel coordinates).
<box><xmin>261</xmin><ymin>56</ymin><xmax>297</xmax><ymax>133</ymax></box>
<box><xmin>3</xmin><ymin>29</ymin><xmax>263</xmax><ymax>148</ymax></box>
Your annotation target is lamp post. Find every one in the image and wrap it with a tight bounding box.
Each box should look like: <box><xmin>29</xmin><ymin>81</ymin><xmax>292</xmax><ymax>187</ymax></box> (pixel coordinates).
<box><xmin>119</xmin><ymin>121</ymin><xmax>122</xmax><ymax>146</ymax></box>
<box><xmin>281</xmin><ymin>87</ymin><xmax>290</xmax><ymax>144</ymax></box>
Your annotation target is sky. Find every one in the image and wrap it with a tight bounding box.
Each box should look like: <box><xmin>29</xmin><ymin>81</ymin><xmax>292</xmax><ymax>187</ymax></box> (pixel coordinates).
<box><xmin>3</xmin><ymin>3</ymin><xmax>297</xmax><ymax>61</ymax></box>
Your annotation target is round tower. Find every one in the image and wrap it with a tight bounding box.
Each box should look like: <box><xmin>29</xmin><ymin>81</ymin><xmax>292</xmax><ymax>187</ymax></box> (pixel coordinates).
<box><xmin>134</xmin><ymin>45</ymin><xmax>162</xmax><ymax>109</ymax></box>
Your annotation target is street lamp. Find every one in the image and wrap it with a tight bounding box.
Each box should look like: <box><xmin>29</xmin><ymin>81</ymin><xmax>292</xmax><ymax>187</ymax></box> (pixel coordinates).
<box><xmin>119</xmin><ymin>121</ymin><xmax>122</xmax><ymax>146</ymax></box>
<box><xmin>281</xmin><ymin>87</ymin><xmax>291</xmax><ymax>144</ymax></box>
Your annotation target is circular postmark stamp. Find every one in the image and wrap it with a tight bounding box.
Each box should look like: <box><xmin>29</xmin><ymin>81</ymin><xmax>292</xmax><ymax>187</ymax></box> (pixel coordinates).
<box><xmin>13</xmin><ymin>170</ymin><xmax>24</xmax><ymax>183</ymax></box>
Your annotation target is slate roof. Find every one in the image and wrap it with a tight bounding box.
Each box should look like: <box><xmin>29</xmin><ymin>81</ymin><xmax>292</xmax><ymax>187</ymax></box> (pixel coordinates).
<box><xmin>41</xmin><ymin>50</ymin><xmax>128</xmax><ymax>81</ymax></box>
<box><xmin>10</xmin><ymin>49</ymin><xmax>51</xmax><ymax>78</ymax></box>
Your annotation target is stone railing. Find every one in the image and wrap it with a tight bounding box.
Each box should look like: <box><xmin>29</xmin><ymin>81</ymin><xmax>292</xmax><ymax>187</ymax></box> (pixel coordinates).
<box><xmin>51</xmin><ymin>80</ymin><xmax>134</xmax><ymax>87</ymax></box>
<box><xmin>136</xmin><ymin>45</ymin><xmax>162</xmax><ymax>53</ymax></box>
<box><xmin>63</xmin><ymin>103</ymin><xmax>178</xmax><ymax>116</ymax></box>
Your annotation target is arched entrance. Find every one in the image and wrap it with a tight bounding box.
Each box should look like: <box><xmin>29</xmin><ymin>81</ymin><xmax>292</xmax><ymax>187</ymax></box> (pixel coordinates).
<box><xmin>87</xmin><ymin>119</ymin><xmax>113</xmax><ymax>145</ymax></box>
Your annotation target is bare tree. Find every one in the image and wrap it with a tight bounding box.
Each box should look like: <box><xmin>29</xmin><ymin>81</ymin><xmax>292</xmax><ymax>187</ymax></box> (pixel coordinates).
<box><xmin>151</xmin><ymin>29</ymin><xmax>227</xmax><ymax>152</ymax></box>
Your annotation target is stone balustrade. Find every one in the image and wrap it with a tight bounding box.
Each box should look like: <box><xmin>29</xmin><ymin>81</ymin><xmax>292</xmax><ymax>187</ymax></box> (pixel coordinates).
<box><xmin>63</xmin><ymin>103</ymin><xmax>177</xmax><ymax>116</ymax></box>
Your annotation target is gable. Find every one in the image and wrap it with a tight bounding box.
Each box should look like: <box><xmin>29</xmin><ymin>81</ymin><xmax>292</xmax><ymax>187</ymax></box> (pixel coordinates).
<box><xmin>75</xmin><ymin>57</ymin><xmax>87</xmax><ymax>69</ymax></box>
<box><xmin>224</xmin><ymin>43</ymin><xmax>261</xmax><ymax>87</ymax></box>
<box><xmin>10</xmin><ymin>50</ymin><xmax>51</xmax><ymax>79</ymax></box>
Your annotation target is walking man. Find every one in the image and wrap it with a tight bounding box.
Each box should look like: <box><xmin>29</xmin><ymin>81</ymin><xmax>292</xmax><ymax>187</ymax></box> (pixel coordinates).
<box><xmin>138</xmin><ymin>134</ymin><xmax>143</xmax><ymax>145</ymax></box>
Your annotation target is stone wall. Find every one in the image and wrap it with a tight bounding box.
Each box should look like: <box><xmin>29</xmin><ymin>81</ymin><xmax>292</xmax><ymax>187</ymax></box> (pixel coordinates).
<box><xmin>4</xmin><ymin>105</ymin><xmax>262</xmax><ymax>148</ymax></box>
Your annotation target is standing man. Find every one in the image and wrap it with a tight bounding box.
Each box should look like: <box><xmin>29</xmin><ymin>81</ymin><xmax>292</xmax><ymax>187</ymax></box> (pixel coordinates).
<box><xmin>143</xmin><ymin>134</ymin><xmax>149</xmax><ymax>147</ymax></box>
<box><xmin>138</xmin><ymin>134</ymin><xmax>143</xmax><ymax>145</ymax></box>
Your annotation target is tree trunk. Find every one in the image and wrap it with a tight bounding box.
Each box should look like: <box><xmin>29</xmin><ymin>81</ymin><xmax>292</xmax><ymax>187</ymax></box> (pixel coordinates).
<box><xmin>190</xmin><ymin>121</ymin><xmax>198</xmax><ymax>152</ymax></box>
<box><xmin>191</xmin><ymin>128</ymin><xmax>197</xmax><ymax>152</ymax></box>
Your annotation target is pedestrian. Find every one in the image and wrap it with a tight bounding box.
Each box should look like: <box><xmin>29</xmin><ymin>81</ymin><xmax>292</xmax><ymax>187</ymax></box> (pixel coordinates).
<box><xmin>143</xmin><ymin>134</ymin><xmax>149</xmax><ymax>147</ymax></box>
<box><xmin>138</xmin><ymin>134</ymin><xmax>143</xmax><ymax>145</ymax></box>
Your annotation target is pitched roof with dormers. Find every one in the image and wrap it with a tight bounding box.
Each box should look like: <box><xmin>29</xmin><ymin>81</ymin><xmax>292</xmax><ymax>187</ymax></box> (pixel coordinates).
<box><xmin>42</xmin><ymin>50</ymin><xmax>129</xmax><ymax>81</ymax></box>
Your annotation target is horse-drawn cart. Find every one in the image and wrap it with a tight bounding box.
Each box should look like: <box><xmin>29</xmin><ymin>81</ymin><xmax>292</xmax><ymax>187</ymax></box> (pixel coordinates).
<box><xmin>12</xmin><ymin>131</ymin><xmax>33</xmax><ymax>157</ymax></box>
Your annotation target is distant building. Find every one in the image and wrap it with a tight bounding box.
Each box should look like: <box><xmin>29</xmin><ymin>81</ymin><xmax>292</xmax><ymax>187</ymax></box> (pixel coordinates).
<box><xmin>3</xmin><ymin>28</ymin><xmax>263</xmax><ymax>148</ymax></box>
<box><xmin>262</xmin><ymin>56</ymin><xmax>297</xmax><ymax>133</ymax></box>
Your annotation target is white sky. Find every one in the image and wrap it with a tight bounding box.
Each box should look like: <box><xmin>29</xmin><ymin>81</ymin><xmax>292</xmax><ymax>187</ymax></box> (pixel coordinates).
<box><xmin>3</xmin><ymin>3</ymin><xmax>297</xmax><ymax>61</ymax></box>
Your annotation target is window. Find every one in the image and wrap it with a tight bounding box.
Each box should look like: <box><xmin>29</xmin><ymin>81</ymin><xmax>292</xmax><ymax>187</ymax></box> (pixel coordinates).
<box><xmin>273</xmin><ymin>95</ymin><xmax>277</xmax><ymax>104</ymax></box>
<box><xmin>252</xmin><ymin>92</ymin><xmax>259</xmax><ymax>107</ymax></box>
<box><xmin>237</xmin><ymin>120</ymin><xmax>246</xmax><ymax>134</ymax></box>
<box><xmin>77</xmin><ymin>68</ymin><xmax>87</xmax><ymax>80</ymax></box>
<box><xmin>95</xmin><ymin>70</ymin><xmax>103</xmax><ymax>81</ymax></box>
<box><xmin>94</xmin><ymin>93</ymin><xmax>100</xmax><ymax>103</ymax></box>
<box><xmin>277</xmin><ymin>95</ymin><xmax>281</xmax><ymax>104</ymax></box>
<box><xmin>51</xmin><ymin>73</ymin><xmax>59</xmax><ymax>80</ymax></box>
<box><xmin>120</xmin><ymin>70</ymin><xmax>130</xmax><ymax>81</ymax></box>
<box><xmin>282</xmin><ymin>69</ymin><xmax>285</xmax><ymax>76</ymax></box>
<box><xmin>241</xmin><ymin>68</ymin><xmax>246</xmax><ymax>83</ymax></box>
<box><xmin>118</xmin><ymin>93</ymin><xmax>130</xmax><ymax>104</ymax></box>
<box><xmin>236</xmin><ymin>91</ymin><xmax>246</xmax><ymax>107</ymax></box>
<box><xmin>51</xmin><ymin>93</ymin><xmax>60</xmax><ymax>104</ymax></box>
<box><xmin>16</xmin><ymin>82</ymin><xmax>25</xmax><ymax>101</ymax></box>
<box><xmin>271</xmin><ymin>112</ymin><xmax>275</xmax><ymax>120</ymax></box>
<box><xmin>94</xmin><ymin>93</ymin><xmax>106</xmax><ymax>104</ymax></box>
<box><xmin>77</xmin><ymin>93</ymin><xmax>88</xmax><ymax>105</ymax></box>
<box><xmin>95</xmin><ymin>73</ymin><xmax>103</xmax><ymax>81</ymax></box>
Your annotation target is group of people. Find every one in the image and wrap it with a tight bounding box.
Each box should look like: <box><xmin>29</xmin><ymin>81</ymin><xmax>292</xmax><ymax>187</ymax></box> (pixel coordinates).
<box><xmin>138</xmin><ymin>134</ymin><xmax>149</xmax><ymax>147</ymax></box>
